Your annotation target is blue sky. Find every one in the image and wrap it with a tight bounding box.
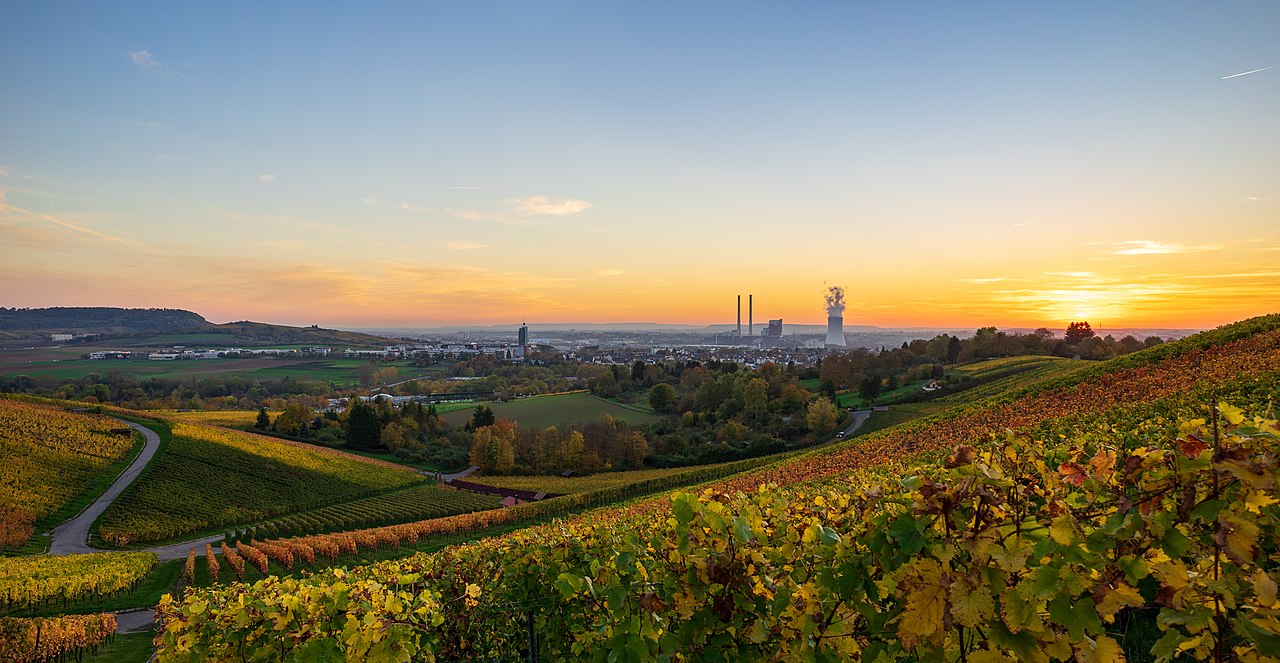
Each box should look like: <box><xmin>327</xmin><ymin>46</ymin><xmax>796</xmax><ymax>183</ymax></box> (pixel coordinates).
<box><xmin>2</xmin><ymin>2</ymin><xmax>1278</xmax><ymax>327</ymax></box>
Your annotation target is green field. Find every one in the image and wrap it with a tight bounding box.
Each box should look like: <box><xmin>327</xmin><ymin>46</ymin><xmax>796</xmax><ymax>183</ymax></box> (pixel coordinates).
<box><xmin>0</xmin><ymin>356</ymin><xmax>439</xmax><ymax>385</ymax></box>
<box><xmin>442</xmin><ymin>392</ymin><xmax>663</xmax><ymax>428</ymax></box>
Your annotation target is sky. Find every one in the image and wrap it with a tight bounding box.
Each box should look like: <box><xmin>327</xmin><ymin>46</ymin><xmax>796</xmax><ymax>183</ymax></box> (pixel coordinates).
<box><xmin>2</xmin><ymin>2</ymin><xmax>1278</xmax><ymax>330</ymax></box>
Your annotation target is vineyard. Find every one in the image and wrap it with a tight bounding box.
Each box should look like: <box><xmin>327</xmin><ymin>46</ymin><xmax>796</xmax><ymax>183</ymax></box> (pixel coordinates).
<box><xmin>247</xmin><ymin>483</ymin><xmax>502</xmax><ymax>539</ymax></box>
<box><xmin>0</xmin><ymin>613</ymin><xmax>118</xmax><ymax>663</ymax></box>
<box><xmin>155</xmin><ymin>315</ymin><xmax>1280</xmax><ymax>661</ymax></box>
<box><xmin>96</xmin><ymin>422</ymin><xmax>421</xmax><ymax>545</ymax></box>
<box><xmin>155</xmin><ymin>410</ymin><xmax>279</xmax><ymax>429</ymax></box>
<box><xmin>469</xmin><ymin>465</ymin><xmax>740</xmax><ymax>495</ymax></box>
<box><xmin>0</xmin><ymin>552</ymin><xmax>156</xmax><ymax>613</ymax></box>
<box><xmin>0</xmin><ymin>397</ymin><xmax>138</xmax><ymax>549</ymax></box>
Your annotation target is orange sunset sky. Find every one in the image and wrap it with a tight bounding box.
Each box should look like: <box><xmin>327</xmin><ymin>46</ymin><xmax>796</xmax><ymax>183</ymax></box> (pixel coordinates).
<box><xmin>2</xmin><ymin>4</ymin><xmax>1277</xmax><ymax>330</ymax></box>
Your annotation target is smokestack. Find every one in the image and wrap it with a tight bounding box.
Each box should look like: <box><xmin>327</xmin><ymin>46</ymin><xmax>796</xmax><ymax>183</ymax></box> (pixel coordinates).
<box><xmin>824</xmin><ymin>286</ymin><xmax>847</xmax><ymax>347</ymax></box>
<box><xmin>748</xmin><ymin>295</ymin><xmax>753</xmax><ymax>337</ymax></box>
<box><xmin>736</xmin><ymin>295</ymin><xmax>741</xmax><ymax>339</ymax></box>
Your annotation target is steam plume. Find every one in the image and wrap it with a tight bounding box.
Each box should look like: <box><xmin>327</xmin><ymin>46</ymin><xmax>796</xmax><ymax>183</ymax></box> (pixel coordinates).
<box><xmin>824</xmin><ymin>286</ymin><xmax>845</xmax><ymax>316</ymax></box>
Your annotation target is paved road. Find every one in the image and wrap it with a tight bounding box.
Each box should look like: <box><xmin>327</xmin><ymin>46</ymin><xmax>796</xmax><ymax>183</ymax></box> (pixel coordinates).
<box><xmin>47</xmin><ymin>421</ymin><xmax>161</xmax><ymax>556</ymax></box>
<box><xmin>439</xmin><ymin>465</ymin><xmax>478</xmax><ymax>482</ymax></box>
<box><xmin>114</xmin><ymin>609</ymin><xmax>158</xmax><ymax>634</ymax></box>
<box><xmin>842</xmin><ymin>410</ymin><xmax>871</xmax><ymax>437</ymax></box>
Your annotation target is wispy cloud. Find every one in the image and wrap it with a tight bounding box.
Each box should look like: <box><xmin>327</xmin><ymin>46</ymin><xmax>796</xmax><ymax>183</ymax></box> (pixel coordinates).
<box><xmin>360</xmin><ymin>195</ymin><xmax>379</xmax><ymax>205</ymax></box>
<box><xmin>445</xmin><ymin>240</ymin><xmax>490</xmax><ymax>250</ymax></box>
<box><xmin>437</xmin><ymin>186</ymin><xmax>480</xmax><ymax>190</ymax></box>
<box><xmin>593</xmin><ymin>269</ymin><xmax>625</xmax><ymax>277</ymax></box>
<box><xmin>134</xmin><ymin>121</ymin><xmax>166</xmax><ymax>129</ymax></box>
<box><xmin>1110</xmin><ymin>240</ymin><xmax>1220</xmax><ymax>256</ymax></box>
<box><xmin>130</xmin><ymin>49</ymin><xmax>162</xmax><ymax>71</ymax></box>
<box><xmin>957</xmin><ymin>277</ymin><xmax>1004</xmax><ymax>284</ymax></box>
<box><xmin>257</xmin><ymin>173</ymin><xmax>275</xmax><ymax>184</ymax></box>
<box><xmin>0</xmin><ymin>200</ymin><xmax>149</xmax><ymax>249</ymax></box>
<box><xmin>0</xmin><ymin>167</ymin><xmax>8</xmax><ymax>178</ymax></box>
<box><xmin>1243</xmin><ymin>196</ymin><xmax>1275</xmax><ymax>203</ymax></box>
<box><xmin>508</xmin><ymin>195</ymin><xmax>592</xmax><ymax>217</ymax></box>
<box><xmin>1050</xmin><ymin>271</ymin><xmax>1094</xmax><ymax>278</ymax></box>
<box><xmin>447</xmin><ymin>194</ymin><xmax>594</xmax><ymax>226</ymax></box>
<box><xmin>398</xmin><ymin>202</ymin><xmax>435</xmax><ymax>213</ymax></box>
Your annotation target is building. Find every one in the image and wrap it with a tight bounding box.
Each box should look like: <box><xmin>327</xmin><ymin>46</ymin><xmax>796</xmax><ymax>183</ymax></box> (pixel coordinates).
<box><xmin>765</xmin><ymin>319</ymin><xmax>783</xmax><ymax>338</ymax></box>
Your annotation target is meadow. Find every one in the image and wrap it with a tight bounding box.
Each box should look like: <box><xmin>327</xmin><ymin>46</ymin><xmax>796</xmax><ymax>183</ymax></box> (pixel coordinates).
<box><xmin>441</xmin><ymin>391</ymin><xmax>663</xmax><ymax>428</ymax></box>
<box><xmin>0</xmin><ymin>355</ymin><xmax>439</xmax><ymax>385</ymax></box>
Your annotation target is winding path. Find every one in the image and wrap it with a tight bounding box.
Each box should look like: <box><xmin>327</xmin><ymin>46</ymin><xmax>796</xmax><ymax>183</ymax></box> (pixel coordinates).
<box><xmin>45</xmin><ymin>420</ymin><xmax>226</xmax><ymax>562</ymax></box>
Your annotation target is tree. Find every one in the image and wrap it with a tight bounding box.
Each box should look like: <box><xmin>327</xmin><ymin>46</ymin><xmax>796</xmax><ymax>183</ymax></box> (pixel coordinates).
<box><xmin>380</xmin><ymin>422</ymin><xmax>406</xmax><ymax>452</ymax></box>
<box><xmin>743</xmin><ymin>378</ymin><xmax>769</xmax><ymax>420</ymax></box>
<box><xmin>859</xmin><ymin>375</ymin><xmax>882</xmax><ymax>402</ymax></box>
<box><xmin>467</xmin><ymin>405</ymin><xmax>495</xmax><ymax>430</ymax></box>
<box><xmin>648</xmin><ymin>383</ymin><xmax>677</xmax><ymax>414</ymax></box>
<box><xmin>631</xmin><ymin>360</ymin><xmax>646</xmax><ymax>383</ymax></box>
<box><xmin>805</xmin><ymin>399</ymin><xmax>839</xmax><ymax>437</ymax></box>
<box><xmin>272</xmin><ymin>402</ymin><xmax>314</xmax><ymax>436</ymax></box>
<box><xmin>254</xmin><ymin>407</ymin><xmax>270</xmax><ymax>429</ymax></box>
<box><xmin>1064</xmin><ymin>321</ymin><xmax>1095</xmax><ymax>345</ymax></box>
<box><xmin>945</xmin><ymin>336</ymin><xmax>962</xmax><ymax>364</ymax></box>
<box><xmin>345</xmin><ymin>400</ymin><xmax>381</xmax><ymax>449</ymax></box>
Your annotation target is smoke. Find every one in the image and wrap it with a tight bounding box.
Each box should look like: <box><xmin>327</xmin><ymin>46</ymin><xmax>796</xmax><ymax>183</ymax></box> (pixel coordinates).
<box><xmin>824</xmin><ymin>285</ymin><xmax>845</xmax><ymax>316</ymax></box>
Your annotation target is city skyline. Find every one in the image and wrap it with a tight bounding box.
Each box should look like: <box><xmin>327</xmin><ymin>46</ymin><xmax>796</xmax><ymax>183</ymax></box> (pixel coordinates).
<box><xmin>2</xmin><ymin>3</ymin><xmax>1278</xmax><ymax>329</ymax></box>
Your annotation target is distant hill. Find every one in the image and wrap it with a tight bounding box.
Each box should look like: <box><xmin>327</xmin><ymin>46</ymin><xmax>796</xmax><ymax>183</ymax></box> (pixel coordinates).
<box><xmin>0</xmin><ymin>307</ymin><xmax>207</xmax><ymax>335</ymax></box>
<box><xmin>0</xmin><ymin>307</ymin><xmax>395</xmax><ymax>346</ymax></box>
<box><xmin>210</xmin><ymin>321</ymin><xmax>395</xmax><ymax>346</ymax></box>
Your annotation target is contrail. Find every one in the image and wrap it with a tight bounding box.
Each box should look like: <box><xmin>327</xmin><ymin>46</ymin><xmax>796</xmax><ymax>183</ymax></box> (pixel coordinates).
<box><xmin>1222</xmin><ymin>65</ymin><xmax>1275</xmax><ymax>80</ymax></box>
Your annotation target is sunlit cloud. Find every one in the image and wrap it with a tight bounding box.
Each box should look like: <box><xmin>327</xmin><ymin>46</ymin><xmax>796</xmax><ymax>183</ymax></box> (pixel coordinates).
<box><xmin>257</xmin><ymin>173</ymin><xmax>276</xmax><ymax>184</ymax></box>
<box><xmin>129</xmin><ymin>49</ymin><xmax>162</xmax><ymax>71</ymax></box>
<box><xmin>445</xmin><ymin>240</ymin><xmax>490</xmax><ymax>250</ymax></box>
<box><xmin>593</xmin><ymin>269</ymin><xmax>625</xmax><ymax>277</ymax></box>
<box><xmin>360</xmin><ymin>195</ymin><xmax>379</xmax><ymax>205</ymax></box>
<box><xmin>398</xmin><ymin>202</ymin><xmax>435</xmax><ymax>213</ymax></box>
<box><xmin>1110</xmin><ymin>240</ymin><xmax>1220</xmax><ymax>256</ymax></box>
<box><xmin>1050</xmin><ymin>271</ymin><xmax>1095</xmax><ymax>278</ymax></box>
<box><xmin>957</xmin><ymin>277</ymin><xmax>1004</xmax><ymax>284</ymax></box>
<box><xmin>508</xmin><ymin>195</ymin><xmax>592</xmax><ymax>217</ymax></box>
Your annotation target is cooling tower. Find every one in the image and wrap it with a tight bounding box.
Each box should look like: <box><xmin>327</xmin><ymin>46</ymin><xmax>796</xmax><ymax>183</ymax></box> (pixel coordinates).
<box><xmin>824</xmin><ymin>285</ymin><xmax>846</xmax><ymax>347</ymax></box>
<box><xmin>826</xmin><ymin>315</ymin><xmax>845</xmax><ymax>347</ymax></box>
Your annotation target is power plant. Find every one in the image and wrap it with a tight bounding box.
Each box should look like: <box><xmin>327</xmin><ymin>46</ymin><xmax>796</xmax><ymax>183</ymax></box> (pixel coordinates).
<box><xmin>732</xmin><ymin>294</ymin><xmax>767</xmax><ymax>344</ymax></box>
<box><xmin>825</xmin><ymin>286</ymin><xmax>846</xmax><ymax>347</ymax></box>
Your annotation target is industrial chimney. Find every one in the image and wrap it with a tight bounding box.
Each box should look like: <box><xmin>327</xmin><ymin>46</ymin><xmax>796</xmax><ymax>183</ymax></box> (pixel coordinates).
<box><xmin>748</xmin><ymin>294</ymin><xmax>753</xmax><ymax>338</ymax></box>
<box><xmin>824</xmin><ymin>286</ymin><xmax>846</xmax><ymax>347</ymax></box>
<box><xmin>736</xmin><ymin>295</ymin><xmax>741</xmax><ymax>340</ymax></box>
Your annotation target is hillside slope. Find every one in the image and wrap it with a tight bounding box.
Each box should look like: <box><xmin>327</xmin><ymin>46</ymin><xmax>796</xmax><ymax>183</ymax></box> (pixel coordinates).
<box><xmin>157</xmin><ymin>314</ymin><xmax>1280</xmax><ymax>661</ymax></box>
<box><xmin>96</xmin><ymin>423</ymin><xmax>422</xmax><ymax>545</ymax></box>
